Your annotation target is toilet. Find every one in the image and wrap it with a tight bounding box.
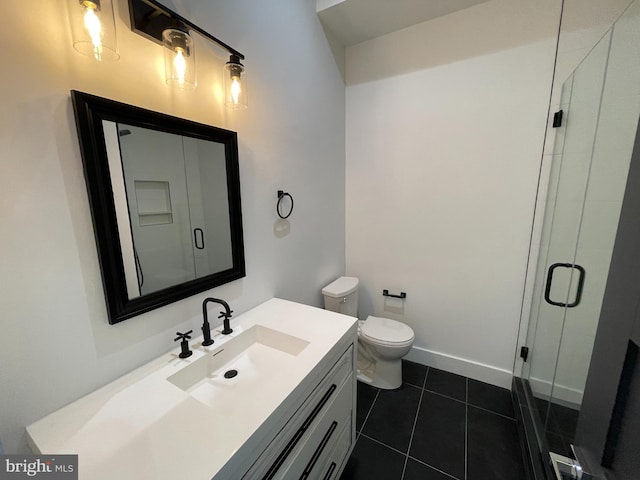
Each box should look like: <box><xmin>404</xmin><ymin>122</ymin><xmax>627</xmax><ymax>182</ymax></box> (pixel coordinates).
<box><xmin>322</xmin><ymin>276</ymin><xmax>415</xmax><ymax>389</ymax></box>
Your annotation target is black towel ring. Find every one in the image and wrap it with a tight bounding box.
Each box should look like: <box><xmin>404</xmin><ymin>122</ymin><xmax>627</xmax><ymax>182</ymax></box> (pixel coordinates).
<box><xmin>277</xmin><ymin>190</ymin><xmax>294</xmax><ymax>219</ymax></box>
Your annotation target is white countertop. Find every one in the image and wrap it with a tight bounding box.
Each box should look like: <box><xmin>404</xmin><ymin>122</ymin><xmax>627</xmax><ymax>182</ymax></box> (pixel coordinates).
<box><xmin>26</xmin><ymin>299</ymin><xmax>357</xmax><ymax>480</ymax></box>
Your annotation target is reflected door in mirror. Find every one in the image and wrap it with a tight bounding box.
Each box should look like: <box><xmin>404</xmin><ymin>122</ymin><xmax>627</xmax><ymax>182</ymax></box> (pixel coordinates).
<box><xmin>109</xmin><ymin>123</ymin><xmax>232</xmax><ymax>298</ymax></box>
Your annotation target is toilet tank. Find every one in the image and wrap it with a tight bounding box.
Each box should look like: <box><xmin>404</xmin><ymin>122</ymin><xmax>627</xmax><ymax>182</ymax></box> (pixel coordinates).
<box><xmin>322</xmin><ymin>277</ymin><xmax>359</xmax><ymax>318</ymax></box>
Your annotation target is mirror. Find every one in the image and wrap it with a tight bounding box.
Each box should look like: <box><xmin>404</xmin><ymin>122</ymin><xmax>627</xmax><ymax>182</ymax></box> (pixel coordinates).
<box><xmin>71</xmin><ymin>90</ymin><xmax>245</xmax><ymax>324</ymax></box>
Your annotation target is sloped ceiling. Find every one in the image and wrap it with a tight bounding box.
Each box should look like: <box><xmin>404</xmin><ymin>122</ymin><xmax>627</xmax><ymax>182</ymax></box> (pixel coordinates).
<box><xmin>317</xmin><ymin>0</ymin><xmax>492</xmax><ymax>46</ymax></box>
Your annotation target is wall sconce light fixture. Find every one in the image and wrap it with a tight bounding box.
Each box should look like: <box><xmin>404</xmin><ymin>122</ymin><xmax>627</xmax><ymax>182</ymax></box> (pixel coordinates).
<box><xmin>224</xmin><ymin>54</ymin><xmax>247</xmax><ymax>109</ymax></box>
<box><xmin>162</xmin><ymin>25</ymin><xmax>196</xmax><ymax>89</ymax></box>
<box><xmin>68</xmin><ymin>0</ymin><xmax>119</xmax><ymax>61</ymax></box>
<box><xmin>129</xmin><ymin>0</ymin><xmax>247</xmax><ymax>108</ymax></box>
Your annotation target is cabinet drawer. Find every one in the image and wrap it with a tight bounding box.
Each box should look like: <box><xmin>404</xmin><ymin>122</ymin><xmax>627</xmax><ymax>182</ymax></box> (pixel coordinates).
<box><xmin>280</xmin><ymin>382</ymin><xmax>353</xmax><ymax>480</ymax></box>
<box><xmin>243</xmin><ymin>346</ymin><xmax>353</xmax><ymax>480</ymax></box>
<box><xmin>314</xmin><ymin>414</ymin><xmax>352</xmax><ymax>480</ymax></box>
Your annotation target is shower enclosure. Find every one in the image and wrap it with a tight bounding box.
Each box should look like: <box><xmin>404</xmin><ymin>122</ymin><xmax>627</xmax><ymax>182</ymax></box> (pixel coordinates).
<box><xmin>116</xmin><ymin>123</ymin><xmax>233</xmax><ymax>297</ymax></box>
<box><xmin>517</xmin><ymin>1</ymin><xmax>640</xmax><ymax>478</ymax></box>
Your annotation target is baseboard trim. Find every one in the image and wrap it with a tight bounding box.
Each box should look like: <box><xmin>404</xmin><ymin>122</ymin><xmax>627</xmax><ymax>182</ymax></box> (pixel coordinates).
<box><xmin>528</xmin><ymin>376</ymin><xmax>583</xmax><ymax>407</ymax></box>
<box><xmin>404</xmin><ymin>345</ymin><xmax>513</xmax><ymax>389</ymax></box>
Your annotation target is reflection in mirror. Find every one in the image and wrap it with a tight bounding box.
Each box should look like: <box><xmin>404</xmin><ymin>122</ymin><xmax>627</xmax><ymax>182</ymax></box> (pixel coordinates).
<box><xmin>103</xmin><ymin>122</ymin><xmax>232</xmax><ymax>298</ymax></box>
<box><xmin>71</xmin><ymin>90</ymin><xmax>245</xmax><ymax>324</ymax></box>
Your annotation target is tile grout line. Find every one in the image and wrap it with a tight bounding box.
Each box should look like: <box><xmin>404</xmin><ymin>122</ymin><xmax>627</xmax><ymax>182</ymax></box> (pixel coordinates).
<box><xmin>362</xmin><ymin>424</ymin><xmax>462</xmax><ymax>480</ymax></box>
<box><xmin>356</xmin><ymin>388</ymin><xmax>380</xmax><ymax>441</ymax></box>
<box><xmin>359</xmin><ymin>431</ymin><xmax>464</xmax><ymax>478</ymax></box>
<box><xmin>359</xmin><ymin>433</ymin><xmax>408</xmax><ymax>457</ymax></box>
<box><xmin>423</xmin><ymin>387</ymin><xmax>467</xmax><ymax>405</ymax></box>
<box><xmin>467</xmin><ymin>403</ymin><xmax>516</xmax><ymax>421</ymax></box>
<box><xmin>464</xmin><ymin>378</ymin><xmax>469</xmax><ymax>480</ymax></box>
<box><xmin>357</xmin><ymin>365</ymin><xmax>520</xmax><ymax>479</ymax></box>
<box><xmin>408</xmin><ymin>455</ymin><xmax>462</xmax><ymax>480</ymax></box>
<box><xmin>400</xmin><ymin>366</ymin><xmax>430</xmax><ymax>480</ymax></box>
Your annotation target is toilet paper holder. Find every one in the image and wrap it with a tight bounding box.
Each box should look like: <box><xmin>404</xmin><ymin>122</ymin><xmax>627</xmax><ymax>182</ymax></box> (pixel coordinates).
<box><xmin>382</xmin><ymin>289</ymin><xmax>406</xmax><ymax>299</ymax></box>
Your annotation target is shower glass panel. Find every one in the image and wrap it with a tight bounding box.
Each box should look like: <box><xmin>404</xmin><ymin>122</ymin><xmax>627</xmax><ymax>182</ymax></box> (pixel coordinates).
<box><xmin>523</xmin><ymin>32</ymin><xmax>612</xmax><ymax>456</ymax></box>
<box><xmin>521</xmin><ymin>0</ymin><xmax>640</xmax><ymax>466</ymax></box>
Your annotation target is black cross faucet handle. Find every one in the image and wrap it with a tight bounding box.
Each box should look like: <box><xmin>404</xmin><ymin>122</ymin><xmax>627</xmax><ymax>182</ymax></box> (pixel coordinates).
<box><xmin>175</xmin><ymin>330</ymin><xmax>194</xmax><ymax>359</ymax></box>
<box><xmin>174</xmin><ymin>330</ymin><xmax>193</xmax><ymax>342</ymax></box>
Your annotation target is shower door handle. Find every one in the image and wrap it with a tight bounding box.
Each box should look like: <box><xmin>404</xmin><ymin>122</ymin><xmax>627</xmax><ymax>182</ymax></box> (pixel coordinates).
<box><xmin>193</xmin><ymin>228</ymin><xmax>205</xmax><ymax>250</ymax></box>
<box><xmin>544</xmin><ymin>262</ymin><xmax>586</xmax><ymax>308</ymax></box>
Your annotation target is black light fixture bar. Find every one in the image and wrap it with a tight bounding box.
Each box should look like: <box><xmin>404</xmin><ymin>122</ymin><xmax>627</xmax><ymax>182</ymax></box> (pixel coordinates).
<box><xmin>128</xmin><ymin>0</ymin><xmax>245</xmax><ymax>60</ymax></box>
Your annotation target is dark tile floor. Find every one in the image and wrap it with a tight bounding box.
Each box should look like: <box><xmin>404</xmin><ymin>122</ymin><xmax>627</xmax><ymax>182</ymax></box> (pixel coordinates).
<box><xmin>533</xmin><ymin>397</ymin><xmax>579</xmax><ymax>459</ymax></box>
<box><xmin>340</xmin><ymin>360</ymin><xmax>525</xmax><ymax>480</ymax></box>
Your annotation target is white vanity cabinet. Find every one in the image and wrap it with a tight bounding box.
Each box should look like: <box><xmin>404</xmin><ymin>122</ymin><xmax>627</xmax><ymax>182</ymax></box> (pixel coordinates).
<box><xmin>26</xmin><ymin>299</ymin><xmax>357</xmax><ymax>480</ymax></box>
<box><xmin>242</xmin><ymin>346</ymin><xmax>355</xmax><ymax>480</ymax></box>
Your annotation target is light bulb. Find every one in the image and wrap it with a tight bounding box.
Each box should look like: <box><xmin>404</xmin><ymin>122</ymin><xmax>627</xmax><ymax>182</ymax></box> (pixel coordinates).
<box><xmin>174</xmin><ymin>49</ymin><xmax>187</xmax><ymax>87</ymax></box>
<box><xmin>82</xmin><ymin>2</ymin><xmax>103</xmax><ymax>60</ymax></box>
<box><xmin>70</xmin><ymin>0</ymin><xmax>118</xmax><ymax>61</ymax></box>
<box><xmin>224</xmin><ymin>55</ymin><xmax>247</xmax><ymax>109</ymax></box>
<box><xmin>230</xmin><ymin>76</ymin><xmax>242</xmax><ymax>105</ymax></box>
<box><xmin>162</xmin><ymin>28</ymin><xmax>195</xmax><ymax>89</ymax></box>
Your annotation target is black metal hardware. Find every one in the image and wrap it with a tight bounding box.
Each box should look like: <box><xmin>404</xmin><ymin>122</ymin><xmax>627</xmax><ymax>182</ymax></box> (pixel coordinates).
<box><xmin>174</xmin><ymin>330</ymin><xmax>193</xmax><ymax>358</ymax></box>
<box><xmin>383</xmin><ymin>289</ymin><xmax>406</xmax><ymax>299</ymax></box>
<box><xmin>224</xmin><ymin>369</ymin><xmax>238</xmax><ymax>379</ymax></box>
<box><xmin>193</xmin><ymin>228</ymin><xmax>204</xmax><ymax>250</ymax></box>
<box><xmin>544</xmin><ymin>263</ymin><xmax>586</xmax><ymax>308</ymax></box>
<box><xmin>201</xmin><ymin>300</ymin><xmax>214</xmax><ymax>347</ymax></box>
<box><xmin>71</xmin><ymin>90</ymin><xmax>246</xmax><ymax>325</ymax></box>
<box><xmin>276</xmin><ymin>190</ymin><xmax>294</xmax><ymax>219</ymax></box>
<box><xmin>202</xmin><ymin>297</ymin><xmax>234</xmax><ymax>344</ymax></box>
<box><xmin>218</xmin><ymin>311</ymin><xmax>234</xmax><ymax>335</ymax></box>
<box><xmin>322</xmin><ymin>463</ymin><xmax>336</xmax><ymax>480</ymax></box>
<box><xmin>553</xmin><ymin>109</ymin><xmax>564</xmax><ymax>128</ymax></box>
<box><xmin>134</xmin><ymin>246</ymin><xmax>144</xmax><ymax>289</ymax></box>
<box><xmin>520</xmin><ymin>346</ymin><xmax>529</xmax><ymax>362</ymax></box>
<box><xmin>299</xmin><ymin>421</ymin><xmax>338</xmax><ymax>480</ymax></box>
<box><xmin>262</xmin><ymin>384</ymin><xmax>337</xmax><ymax>480</ymax></box>
<box><xmin>302</xmin><ymin>384</ymin><xmax>337</xmax><ymax>430</ymax></box>
<box><xmin>128</xmin><ymin>0</ymin><xmax>244</xmax><ymax>59</ymax></box>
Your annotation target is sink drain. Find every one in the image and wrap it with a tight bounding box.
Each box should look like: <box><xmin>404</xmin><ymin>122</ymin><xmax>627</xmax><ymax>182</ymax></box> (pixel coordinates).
<box><xmin>224</xmin><ymin>369</ymin><xmax>238</xmax><ymax>379</ymax></box>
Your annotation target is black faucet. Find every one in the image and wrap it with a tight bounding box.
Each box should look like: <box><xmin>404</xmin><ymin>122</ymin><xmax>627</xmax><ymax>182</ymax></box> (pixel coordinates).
<box><xmin>175</xmin><ymin>330</ymin><xmax>193</xmax><ymax>358</ymax></box>
<box><xmin>202</xmin><ymin>298</ymin><xmax>234</xmax><ymax>345</ymax></box>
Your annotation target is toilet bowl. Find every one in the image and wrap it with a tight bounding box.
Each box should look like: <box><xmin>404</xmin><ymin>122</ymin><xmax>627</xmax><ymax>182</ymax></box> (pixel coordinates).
<box><xmin>322</xmin><ymin>277</ymin><xmax>415</xmax><ymax>389</ymax></box>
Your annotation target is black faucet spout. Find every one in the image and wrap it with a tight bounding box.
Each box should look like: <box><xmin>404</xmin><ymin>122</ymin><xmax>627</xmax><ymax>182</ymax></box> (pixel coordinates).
<box><xmin>201</xmin><ymin>300</ymin><xmax>214</xmax><ymax>346</ymax></box>
<box><xmin>202</xmin><ymin>297</ymin><xmax>234</xmax><ymax>342</ymax></box>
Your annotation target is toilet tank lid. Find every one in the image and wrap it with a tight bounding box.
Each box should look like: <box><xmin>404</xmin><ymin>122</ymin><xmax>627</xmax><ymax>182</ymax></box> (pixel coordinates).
<box><xmin>322</xmin><ymin>276</ymin><xmax>359</xmax><ymax>298</ymax></box>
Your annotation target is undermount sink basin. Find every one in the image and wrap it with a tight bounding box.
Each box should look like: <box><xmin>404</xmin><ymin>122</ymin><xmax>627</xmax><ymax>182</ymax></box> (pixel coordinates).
<box><xmin>167</xmin><ymin>325</ymin><xmax>310</xmax><ymax>409</ymax></box>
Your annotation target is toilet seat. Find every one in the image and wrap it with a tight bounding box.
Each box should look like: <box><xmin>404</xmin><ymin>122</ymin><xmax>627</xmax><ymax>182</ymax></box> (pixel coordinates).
<box><xmin>360</xmin><ymin>315</ymin><xmax>414</xmax><ymax>347</ymax></box>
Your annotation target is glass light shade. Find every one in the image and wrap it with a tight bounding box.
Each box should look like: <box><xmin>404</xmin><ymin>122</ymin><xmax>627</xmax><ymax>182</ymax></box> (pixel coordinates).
<box><xmin>163</xmin><ymin>29</ymin><xmax>196</xmax><ymax>90</ymax></box>
<box><xmin>68</xmin><ymin>0</ymin><xmax>119</xmax><ymax>61</ymax></box>
<box><xmin>224</xmin><ymin>55</ymin><xmax>248</xmax><ymax>109</ymax></box>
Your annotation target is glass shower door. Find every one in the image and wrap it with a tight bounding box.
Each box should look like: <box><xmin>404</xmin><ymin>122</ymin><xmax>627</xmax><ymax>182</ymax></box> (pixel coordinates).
<box><xmin>547</xmin><ymin>0</ymin><xmax>640</xmax><ymax>459</ymax></box>
<box><xmin>522</xmin><ymin>0</ymin><xmax>640</xmax><ymax>466</ymax></box>
<box><xmin>523</xmin><ymin>29</ymin><xmax>613</xmax><ymax>457</ymax></box>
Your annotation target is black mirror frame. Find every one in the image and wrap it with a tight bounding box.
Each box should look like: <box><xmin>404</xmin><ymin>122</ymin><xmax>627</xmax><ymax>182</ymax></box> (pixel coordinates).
<box><xmin>71</xmin><ymin>90</ymin><xmax>245</xmax><ymax>324</ymax></box>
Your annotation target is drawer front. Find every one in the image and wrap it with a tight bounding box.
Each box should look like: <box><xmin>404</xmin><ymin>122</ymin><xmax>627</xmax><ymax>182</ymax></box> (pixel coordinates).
<box><xmin>314</xmin><ymin>414</ymin><xmax>352</xmax><ymax>480</ymax></box>
<box><xmin>280</xmin><ymin>380</ymin><xmax>353</xmax><ymax>480</ymax></box>
<box><xmin>243</xmin><ymin>346</ymin><xmax>354</xmax><ymax>480</ymax></box>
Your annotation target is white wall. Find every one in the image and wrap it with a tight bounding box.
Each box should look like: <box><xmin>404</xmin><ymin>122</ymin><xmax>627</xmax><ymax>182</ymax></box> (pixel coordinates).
<box><xmin>0</xmin><ymin>0</ymin><xmax>345</xmax><ymax>454</ymax></box>
<box><xmin>345</xmin><ymin>0</ymin><xmax>562</xmax><ymax>388</ymax></box>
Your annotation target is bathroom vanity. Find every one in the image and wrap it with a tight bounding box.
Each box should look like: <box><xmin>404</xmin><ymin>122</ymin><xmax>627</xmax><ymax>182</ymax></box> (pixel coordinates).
<box><xmin>26</xmin><ymin>299</ymin><xmax>357</xmax><ymax>480</ymax></box>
